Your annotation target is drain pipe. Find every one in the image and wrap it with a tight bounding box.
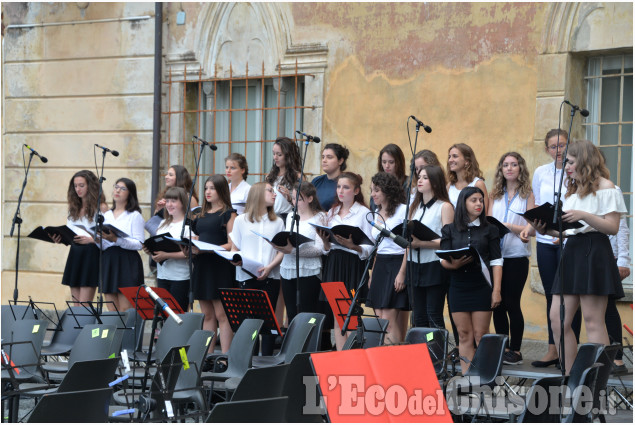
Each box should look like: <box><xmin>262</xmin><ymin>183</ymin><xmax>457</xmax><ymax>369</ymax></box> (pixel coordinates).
<box><xmin>150</xmin><ymin>2</ymin><xmax>162</xmax><ymax>214</ymax></box>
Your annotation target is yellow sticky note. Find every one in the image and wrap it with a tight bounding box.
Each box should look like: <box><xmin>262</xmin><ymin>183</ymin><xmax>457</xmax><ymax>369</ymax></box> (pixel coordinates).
<box><xmin>252</xmin><ymin>330</ymin><xmax>258</xmax><ymax>340</ymax></box>
<box><xmin>32</xmin><ymin>324</ymin><xmax>40</xmax><ymax>334</ymax></box>
<box><xmin>101</xmin><ymin>329</ymin><xmax>109</xmax><ymax>339</ymax></box>
<box><xmin>426</xmin><ymin>332</ymin><xmax>434</xmax><ymax>342</ymax></box>
<box><xmin>308</xmin><ymin>317</ymin><xmax>316</xmax><ymax>324</ymax></box>
<box><xmin>92</xmin><ymin>328</ymin><xmax>99</xmax><ymax>338</ymax></box>
<box><xmin>179</xmin><ymin>347</ymin><xmax>189</xmax><ymax>370</ymax></box>
<box><xmin>206</xmin><ymin>336</ymin><xmax>212</xmax><ymax>347</ymax></box>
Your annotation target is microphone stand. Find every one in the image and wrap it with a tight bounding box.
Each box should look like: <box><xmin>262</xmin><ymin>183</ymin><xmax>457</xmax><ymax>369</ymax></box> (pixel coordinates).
<box><xmin>94</xmin><ymin>148</ymin><xmax>109</xmax><ymax>315</ymax></box>
<box><xmin>10</xmin><ymin>151</ymin><xmax>36</xmax><ymax>304</ymax></box>
<box><xmin>552</xmin><ymin>103</ymin><xmax>578</xmax><ymax>416</ymax></box>
<box><xmin>181</xmin><ymin>136</ymin><xmax>212</xmax><ymax>312</ymax></box>
<box><xmin>290</xmin><ymin>136</ymin><xmax>313</xmax><ymax>318</ymax></box>
<box><xmin>342</xmin><ymin>231</ymin><xmax>385</xmax><ymax>348</ymax></box>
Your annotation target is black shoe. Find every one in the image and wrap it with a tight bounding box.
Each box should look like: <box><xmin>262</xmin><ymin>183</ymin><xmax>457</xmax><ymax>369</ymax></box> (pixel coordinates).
<box><xmin>448</xmin><ymin>347</ymin><xmax>459</xmax><ymax>362</ymax></box>
<box><xmin>531</xmin><ymin>358</ymin><xmax>559</xmax><ymax>368</ymax></box>
<box><xmin>612</xmin><ymin>363</ymin><xmax>628</xmax><ymax>376</ymax></box>
<box><xmin>503</xmin><ymin>351</ymin><xmax>523</xmax><ymax>365</ymax></box>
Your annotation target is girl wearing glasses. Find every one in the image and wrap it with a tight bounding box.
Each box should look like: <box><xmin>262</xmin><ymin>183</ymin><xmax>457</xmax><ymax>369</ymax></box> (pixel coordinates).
<box><xmin>97</xmin><ymin>178</ymin><xmax>145</xmax><ymax>312</ymax></box>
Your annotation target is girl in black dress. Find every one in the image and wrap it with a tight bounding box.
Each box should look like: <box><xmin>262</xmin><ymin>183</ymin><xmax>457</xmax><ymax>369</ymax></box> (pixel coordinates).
<box><xmin>56</xmin><ymin>170</ymin><xmax>107</xmax><ymax>305</ymax></box>
<box><xmin>191</xmin><ymin>175</ymin><xmax>237</xmax><ymax>353</ymax></box>
<box><xmin>440</xmin><ymin>186</ymin><xmax>502</xmax><ymax>374</ymax></box>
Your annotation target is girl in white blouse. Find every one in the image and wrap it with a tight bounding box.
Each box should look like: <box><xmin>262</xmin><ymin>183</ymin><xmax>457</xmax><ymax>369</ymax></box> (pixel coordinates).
<box><xmin>230</xmin><ymin>182</ymin><xmax>284</xmax><ymax>355</ymax></box>
<box><xmin>531</xmin><ymin>139</ymin><xmax>627</xmax><ymax>374</ymax></box>
<box><xmin>447</xmin><ymin>143</ymin><xmax>489</xmax><ymax>211</ymax></box>
<box><xmin>226</xmin><ymin>153</ymin><xmax>251</xmax><ymax>215</ymax></box>
<box><xmin>488</xmin><ymin>152</ymin><xmax>535</xmax><ymax>365</ymax></box>
<box><xmin>96</xmin><ymin>178</ymin><xmax>145</xmax><ymax>312</ymax></box>
<box><xmin>272</xmin><ymin>182</ymin><xmax>326</xmax><ymax>322</ymax></box>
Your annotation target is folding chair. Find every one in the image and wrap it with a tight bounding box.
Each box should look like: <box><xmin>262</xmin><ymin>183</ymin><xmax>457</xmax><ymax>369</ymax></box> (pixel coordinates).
<box><xmin>251</xmin><ymin>314</ymin><xmax>315</xmax><ymax>367</ymax></box>
<box><xmin>27</xmin><ymin>387</ymin><xmax>112</xmax><ymax>423</ymax></box>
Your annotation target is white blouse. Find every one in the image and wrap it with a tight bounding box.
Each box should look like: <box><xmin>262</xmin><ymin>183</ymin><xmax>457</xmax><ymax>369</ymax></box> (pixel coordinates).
<box><xmin>230</xmin><ymin>213</ymin><xmax>285</xmax><ymax>282</ymax></box>
<box><xmin>562</xmin><ymin>188</ymin><xmax>627</xmax><ymax>237</ymax></box>
<box><xmin>155</xmin><ymin>219</ymin><xmax>190</xmax><ymax>281</ymax></box>
<box><xmin>280</xmin><ymin>212</ymin><xmax>326</xmax><ymax>279</ymax></box>
<box><xmin>532</xmin><ymin>162</ymin><xmax>567</xmax><ymax>245</ymax></box>
<box><xmin>273</xmin><ymin>176</ymin><xmax>293</xmax><ymax>215</ymax></box>
<box><xmin>98</xmin><ymin>210</ymin><xmax>145</xmax><ymax>251</ymax></box>
<box><xmin>448</xmin><ymin>177</ymin><xmax>481</xmax><ymax>207</ymax></box>
<box><xmin>325</xmin><ymin>202</ymin><xmax>375</xmax><ymax>260</ymax></box>
<box><xmin>372</xmin><ymin>204</ymin><xmax>408</xmax><ymax>255</ymax></box>
<box><xmin>490</xmin><ymin>192</ymin><xmax>531</xmax><ymax>258</ymax></box>
<box><xmin>229</xmin><ymin>180</ymin><xmax>251</xmax><ymax>215</ymax></box>
<box><xmin>408</xmin><ymin>199</ymin><xmax>446</xmax><ymax>264</ymax></box>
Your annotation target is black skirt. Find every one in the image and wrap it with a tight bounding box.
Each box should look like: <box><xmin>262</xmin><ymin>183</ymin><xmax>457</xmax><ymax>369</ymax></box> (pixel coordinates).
<box><xmin>407</xmin><ymin>260</ymin><xmax>447</xmax><ymax>288</ymax></box>
<box><xmin>62</xmin><ymin>243</ymin><xmax>100</xmax><ymax>288</ymax></box>
<box><xmin>192</xmin><ymin>252</ymin><xmax>236</xmax><ymax>300</ymax></box>
<box><xmin>321</xmin><ymin>249</ymin><xmax>369</xmax><ymax>303</ymax></box>
<box><xmin>366</xmin><ymin>254</ymin><xmax>410</xmax><ymax>310</ymax></box>
<box><xmin>552</xmin><ymin>232</ymin><xmax>624</xmax><ymax>299</ymax></box>
<box><xmin>448</xmin><ymin>270</ymin><xmax>492</xmax><ymax>312</ymax></box>
<box><xmin>101</xmin><ymin>246</ymin><xmax>144</xmax><ymax>294</ymax></box>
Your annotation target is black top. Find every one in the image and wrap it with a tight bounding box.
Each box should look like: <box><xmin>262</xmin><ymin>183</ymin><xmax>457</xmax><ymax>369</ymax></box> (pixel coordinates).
<box><xmin>193</xmin><ymin>209</ymin><xmax>236</xmax><ymax>245</ymax></box>
<box><xmin>440</xmin><ymin>222</ymin><xmax>501</xmax><ymax>273</ymax></box>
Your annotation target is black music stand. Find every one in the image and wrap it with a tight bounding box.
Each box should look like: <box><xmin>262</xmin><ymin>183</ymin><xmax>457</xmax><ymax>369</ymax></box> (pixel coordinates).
<box><xmin>219</xmin><ymin>289</ymin><xmax>283</xmax><ymax>337</ymax></box>
<box><xmin>8</xmin><ymin>299</ymin><xmax>60</xmax><ymax>332</ymax></box>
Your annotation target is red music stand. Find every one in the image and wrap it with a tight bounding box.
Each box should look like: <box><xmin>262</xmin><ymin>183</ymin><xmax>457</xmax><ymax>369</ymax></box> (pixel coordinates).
<box><xmin>321</xmin><ymin>281</ymin><xmax>358</xmax><ymax>331</ymax></box>
<box><xmin>219</xmin><ymin>288</ymin><xmax>282</xmax><ymax>336</ymax></box>
<box><xmin>310</xmin><ymin>344</ymin><xmax>452</xmax><ymax>422</ymax></box>
<box><xmin>119</xmin><ymin>286</ymin><xmax>184</xmax><ymax>320</ymax></box>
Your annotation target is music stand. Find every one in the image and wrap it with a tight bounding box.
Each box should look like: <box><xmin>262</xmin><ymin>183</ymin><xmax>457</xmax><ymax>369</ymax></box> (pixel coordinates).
<box><xmin>8</xmin><ymin>299</ymin><xmax>60</xmax><ymax>332</ymax></box>
<box><xmin>320</xmin><ymin>282</ymin><xmax>359</xmax><ymax>331</ymax></box>
<box><xmin>119</xmin><ymin>286</ymin><xmax>184</xmax><ymax>321</ymax></box>
<box><xmin>219</xmin><ymin>288</ymin><xmax>282</xmax><ymax>337</ymax></box>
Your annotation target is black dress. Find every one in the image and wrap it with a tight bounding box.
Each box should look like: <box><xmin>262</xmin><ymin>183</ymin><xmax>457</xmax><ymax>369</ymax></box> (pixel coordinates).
<box><xmin>440</xmin><ymin>222</ymin><xmax>501</xmax><ymax>312</ymax></box>
<box><xmin>192</xmin><ymin>209</ymin><xmax>237</xmax><ymax>300</ymax></box>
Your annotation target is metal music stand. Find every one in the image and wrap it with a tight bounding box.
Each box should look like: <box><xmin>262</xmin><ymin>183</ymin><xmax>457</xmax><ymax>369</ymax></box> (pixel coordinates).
<box><xmin>219</xmin><ymin>288</ymin><xmax>283</xmax><ymax>337</ymax></box>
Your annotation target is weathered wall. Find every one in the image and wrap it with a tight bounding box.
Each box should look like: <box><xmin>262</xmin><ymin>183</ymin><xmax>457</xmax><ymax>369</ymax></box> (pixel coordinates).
<box><xmin>2</xmin><ymin>2</ymin><xmax>156</xmax><ymax>307</ymax></box>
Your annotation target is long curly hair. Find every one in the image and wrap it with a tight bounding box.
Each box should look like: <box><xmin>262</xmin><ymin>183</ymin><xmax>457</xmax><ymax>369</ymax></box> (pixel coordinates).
<box><xmin>67</xmin><ymin>170</ymin><xmax>105</xmax><ymax>221</ymax></box>
<box><xmin>265</xmin><ymin>137</ymin><xmax>301</xmax><ymax>189</ymax></box>
<box><xmin>565</xmin><ymin>139</ymin><xmax>610</xmax><ymax>198</ymax></box>
<box><xmin>490</xmin><ymin>152</ymin><xmax>532</xmax><ymax>200</ymax></box>
<box><xmin>409</xmin><ymin>165</ymin><xmax>450</xmax><ymax>219</ymax></box>
<box><xmin>447</xmin><ymin>143</ymin><xmax>483</xmax><ymax>185</ymax></box>
<box><xmin>371</xmin><ymin>172</ymin><xmax>403</xmax><ymax>218</ymax></box>
<box><xmin>377</xmin><ymin>143</ymin><xmax>407</xmax><ymax>186</ymax></box>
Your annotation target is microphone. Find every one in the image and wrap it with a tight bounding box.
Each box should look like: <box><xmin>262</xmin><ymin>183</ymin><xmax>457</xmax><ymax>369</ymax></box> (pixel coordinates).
<box><xmin>368</xmin><ymin>218</ymin><xmax>409</xmax><ymax>249</ymax></box>
<box><xmin>295</xmin><ymin>130</ymin><xmax>321</xmax><ymax>143</ymax></box>
<box><xmin>563</xmin><ymin>100</ymin><xmax>590</xmax><ymax>117</ymax></box>
<box><xmin>95</xmin><ymin>144</ymin><xmax>119</xmax><ymax>157</ymax></box>
<box><xmin>192</xmin><ymin>135</ymin><xmax>218</xmax><ymax>151</ymax></box>
<box><xmin>24</xmin><ymin>145</ymin><xmax>48</xmax><ymax>163</ymax></box>
<box><xmin>410</xmin><ymin>116</ymin><xmax>432</xmax><ymax>133</ymax></box>
<box><xmin>143</xmin><ymin>285</ymin><xmax>183</xmax><ymax>325</ymax></box>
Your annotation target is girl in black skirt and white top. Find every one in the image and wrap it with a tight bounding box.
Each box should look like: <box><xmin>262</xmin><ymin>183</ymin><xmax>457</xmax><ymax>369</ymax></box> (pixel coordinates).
<box><xmin>273</xmin><ymin>182</ymin><xmax>325</xmax><ymax>323</ymax></box>
<box><xmin>230</xmin><ymin>182</ymin><xmax>285</xmax><ymax>355</ymax></box>
<box><xmin>398</xmin><ymin>165</ymin><xmax>454</xmax><ymax>328</ymax></box>
<box><xmin>318</xmin><ymin>172</ymin><xmax>374</xmax><ymax>350</ymax></box>
<box><xmin>96</xmin><ymin>178</ymin><xmax>145</xmax><ymax>312</ymax></box>
<box><xmin>367</xmin><ymin>172</ymin><xmax>409</xmax><ymax>344</ymax></box>
<box><xmin>488</xmin><ymin>152</ymin><xmax>535</xmax><ymax>365</ymax></box>
<box><xmin>143</xmin><ymin>187</ymin><xmax>191</xmax><ymax>313</ymax></box>
<box><xmin>530</xmin><ymin>139</ymin><xmax>627</xmax><ymax>374</ymax></box>
<box><xmin>440</xmin><ymin>186</ymin><xmax>502</xmax><ymax>374</ymax></box>
<box><xmin>447</xmin><ymin>143</ymin><xmax>489</xmax><ymax>211</ymax></box>
<box><xmin>191</xmin><ymin>175</ymin><xmax>237</xmax><ymax>353</ymax></box>
<box><xmin>55</xmin><ymin>170</ymin><xmax>108</xmax><ymax>305</ymax></box>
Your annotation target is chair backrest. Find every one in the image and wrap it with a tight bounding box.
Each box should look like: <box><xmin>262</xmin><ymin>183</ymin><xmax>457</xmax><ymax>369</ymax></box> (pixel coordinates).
<box><xmin>67</xmin><ymin>324</ymin><xmax>116</xmax><ymax>368</ymax></box>
<box><xmin>342</xmin><ymin>317</ymin><xmax>389</xmax><ymax>349</ymax></box>
<box><xmin>42</xmin><ymin>306</ymin><xmax>98</xmax><ymax>355</ymax></box>
<box><xmin>98</xmin><ymin>309</ymin><xmax>133</xmax><ymax>356</ymax></box>
<box><xmin>518</xmin><ymin>376</ymin><xmax>562</xmax><ymax>423</ymax></box>
<box><xmin>2</xmin><ymin>319</ymin><xmax>47</xmax><ymax>381</ymax></box>
<box><xmin>405</xmin><ymin>327</ymin><xmax>449</xmax><ymax>376</ymax></box>
<box><xmin>154</xmin><ymin>312</ymin><xmax>204</xmax><ymax>361</ymax></box>
<box><xmin>279</xmin><ymin>315</ymin><xmax>315</xmax><ymax>363</ymax></box>
<box><xmin>120</xmin><ymin>308</ymin><xmax>144</xmax><ymax>354</ymax></box>
<box><xmin>206</xmin><ymin>396</ymin><xmax>289</xmax><ymax>423</ymax></box>
<box><xmin>175</xmin><ymin>330</ymin><xmax>214</xmax><ymax>391</ymax></box>
<box><xmin>231</xmin><ymin>364</ymin><xmax>290</xmax><ymax>402</ymax></box>
<box><xmin>567</xmin><ymin>343</ymin><xmax>603</xmax><ymax>394</ymax></box>
<box><xmin>566</xmin><ymin>364</ymin><xmax>601</xmax><ymax>423</ymax></box>
<box><xmin>591</xmin><ymin>344</ymin><xmax>619</xmax><ymax>417</ymax></box>
<box><xmin>27</xmin><ymin>387</ymin><xmax>112</xmax><ymax>423</ymax></box>
<box><xmin>2</xmin><ymin>305</ymin><xmax>39</xmax><ymax>340</ymax></box>
<box><xmin>465</xmin><ymin>334</ymin><xmax>507</xmax><ymax>388</ymax></box>
<box><xmin>225</xmin><ymin>318</ymin><xmax>264</xmax><ymax>375</ymax></box>
<box><xmin>57</xmin><ymin>357</ymin><xmax>120</xmax><ymax>392</ymax></box>
<box><xmin>283</xmin><ymin>352</ymin><xmax>325</xmax><ymax>422</ymax></box>
<box><xmin>293</xmin><ymin>312</ymin><xmax>325</xmax><ymax>353</ymax></box>
<box><xmin>149</xmin><ymin>345</ymin><xmax>187</xmax><ymax>420</ymax></box>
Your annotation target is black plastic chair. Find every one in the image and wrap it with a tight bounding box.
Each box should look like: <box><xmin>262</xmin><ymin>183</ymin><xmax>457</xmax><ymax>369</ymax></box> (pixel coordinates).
<box><xmin>171</xmin><ymin>329</ymin><xmax>215</xmax><ymax>418</ymax></box>
<box><xmin>27</xmin><ymin>387</ymin><xmax>113</xmax><ymax>423</ymax></box>
<box><xmin>591</xmin><ymin>344</ymin><xmax>620</xmax><ymax>422</ymax></box>
<box><xmin>405</xmin><ymin>327</ymin><xmax>449</xmax><ymax>378</ymax></box>
<box><xmin>282</xmin><ymin>352</ymin><xmax>326</xmax><ymax>422</ymax></box>
<box><xmin>342</xmin><ymin>317</ymin><xmax>389</xmax><ymax>349</ymax></box>
<box><xmin>134</xmin><ymin>312</ymin><xmax>204</xmax><ymax>364</ymax></box>
<box><xmin>98</xmin><ymin>309</ymin><xmax>133</xmax><ymax>356</ymax></box>
<box><xmin>294</xmin><ymin>312</ymin><xmax>326</xmax><ymax>353</ymax></box>
<box><xmin>1</xmin><ymin>305</ymin><xmax>39</xmax><ymax>340</ymax></box>
<box><xmin>41</xmin><ymin>324</ymin><xmax>116</xmax><ymax>381</ymax></box>
<box><xmin>119</xmin><ymin>309</ymin><xmax>145</xmax><ymax>360</ymax></box>
<box><xmin>205</xmin><ymin>396</ymin><xmax>289</xmax><ymax>423</ymax></box>
<box><xmin>251</xmin><ymin>314</ymin><xmax>315</xmax><ymax>367</ymax></box>
<box><xmin>41</xmin><ymin>306</ymin><xmax>98</xmax><ymax>357</ymax></box>
<box><xmin>229</xmin><ymin>363</ymin><xmax>289</xmax><ymax>401</ymax></box>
